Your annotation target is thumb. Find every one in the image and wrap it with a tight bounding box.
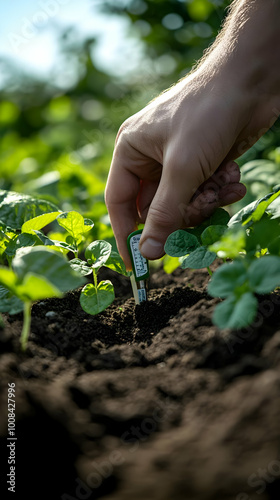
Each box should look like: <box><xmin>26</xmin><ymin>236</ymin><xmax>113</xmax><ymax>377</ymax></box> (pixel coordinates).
<box><xmin>139</xmin><ymin>159</ymin><xmax>215</xmax><ymax>260</ymax></box>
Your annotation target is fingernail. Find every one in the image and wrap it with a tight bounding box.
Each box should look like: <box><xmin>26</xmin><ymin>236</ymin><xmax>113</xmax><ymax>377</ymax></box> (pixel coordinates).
<box><xmin>139</xmin><ymin>238</ymin><xmax>164</xmax><ymax>260</ymax></box>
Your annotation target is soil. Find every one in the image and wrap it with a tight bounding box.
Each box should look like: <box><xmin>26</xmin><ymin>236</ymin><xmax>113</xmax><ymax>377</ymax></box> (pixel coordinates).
<box><xmin>1</xmin><ymin>264</ymin><xmax>280</xmax><ymax>500</ymax></box>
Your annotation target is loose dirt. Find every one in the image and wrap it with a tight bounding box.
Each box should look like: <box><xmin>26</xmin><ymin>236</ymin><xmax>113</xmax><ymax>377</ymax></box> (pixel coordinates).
<box><xmin>1</xmin><ymin>266</ymin><xmax>280</xmax><ymax>500</ymax></box>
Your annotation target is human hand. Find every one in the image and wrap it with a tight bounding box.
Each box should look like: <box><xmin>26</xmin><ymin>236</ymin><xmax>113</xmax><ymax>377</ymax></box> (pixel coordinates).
<box><xmin>105</xmin><ymin>1</ymin><xmax>280</xmax><ymax>269</ymax></box>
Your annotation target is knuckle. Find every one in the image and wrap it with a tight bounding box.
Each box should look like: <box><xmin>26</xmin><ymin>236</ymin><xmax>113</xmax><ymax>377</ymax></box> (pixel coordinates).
<box><xmin>115</xmin><ymin>118</ymin><xmax>132</xmax><ymax>145</ymax></box>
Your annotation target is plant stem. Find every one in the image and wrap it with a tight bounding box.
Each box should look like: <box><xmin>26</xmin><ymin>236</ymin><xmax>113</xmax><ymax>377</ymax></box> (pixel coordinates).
<box><xmin>207</xmin><ymin>266</ymin><xmax>213</xmax><ymax>276</ymax></box>
<box><xmin>21</xmin><ymin>301</ymin><xmax>32</xmax><ymax>351</ymax></box>
<box><xmin>93</xmin><ymin>271</ymin><xmax>98</xmax><ymax>289</ymax></box>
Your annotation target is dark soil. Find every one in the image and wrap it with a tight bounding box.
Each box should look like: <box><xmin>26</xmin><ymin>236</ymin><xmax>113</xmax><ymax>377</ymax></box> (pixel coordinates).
<box><xmin>1</xmin><ymin>265</ymin><xmax>280</xmax><ymax>500</ymax></box>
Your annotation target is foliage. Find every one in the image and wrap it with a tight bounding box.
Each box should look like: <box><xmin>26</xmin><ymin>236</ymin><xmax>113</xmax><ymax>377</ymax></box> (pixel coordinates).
<box><xmin>164</xmin><ymin>208</ymin><xmax>229</xmax><ymax>273</ymax></box>
<box><xmin>1</xmin><ymin>1</ymin><xmax>280</xmax><ymax>338</ymax></box>
<box><xmin>165</xmin><ymin>186</ymin><xmax>280</xmax><ymax>330</ymax></box>
<box><xmin>0</xmin><ymin>246</ymin><xmax>85</xmax><ymax>350</ymax></box>
<box><xmin>0</xmin><ymin>190</ymin><xmax>128</xmax><ymax>349</ymax></box>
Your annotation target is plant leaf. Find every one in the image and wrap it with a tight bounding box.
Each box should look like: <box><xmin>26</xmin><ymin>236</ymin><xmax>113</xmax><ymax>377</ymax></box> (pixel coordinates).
<box><xmin>80</xmin><ymin>280</ymin><xmax>115</xmax><ymax>315</ymax></box>
<box><xmin>69</xmin><ymin>258</ymin><xmax>93</xmax><ymax>276</ymax></box>
<box><xmin>12</xmin><ymin>246</ymin><xmax>85</xmax><ymax>293</ymax></box>
<box><xmin>181</xmin><ymin>246</ymin><xmax>216</xmax><ymax>269</ymax></box>
<box><xmin>57</xmin><ymin>211</ymin><xmax>93</xmax><ymax>244</ymax></box>
<box><xmin>242</xmin><ymin>188</ymin><xmax>280</xmax><ymax>225</ymax></box>
<box><xmin>209</xmin><ymin>226</ymin><xmax>246</xmax><ymax>259</ymax></box>
<box><xmin>103</xmin><ymin>250</ymin><xmax>128</xmax><ymax>275</ymax></box>
<box><xmin>33</xmin><ymin>230</ymin><xmax>76</xmax><ymax>253</ymax></box>
<box><xmin>85</xmin><ymin>240</ymin><xmax>112</xmax><ymax>270</ymax></box>
<box><xmin>0</xmin><ymin>189</ymin><xmax>59</xmax><ymax>230</ymax></box>
<box><xmin>0</xmin><ymin>267</ymin><xmax>18</xmax><ymax>292</ymax></box>
<box><xmin>229</xmin><ymin>187</ymin><xmax>280</xmax><ymax>227</ymax></box>
<box><xmin>0</xmin><ymin>286</ymin><xmax>23</xmax><ymax>314</ymax></box>
<box><xmin>207</xmin><ymin>260</ymin><xmax>247</xmax><ymax>298</ymax></box>
<box><xmin>164</xmin><ymin>230</ymin><xmax>199</xmax><ymax>257</ymax></box>
<box><xmin>248</xmin><ymin>256</ymin><xmax>280</xmax><ymax>294</ymax></box>
<box><xmin>201</xmin><ymin>225</ymin><xmax>227</xmax><ymax>246</ymax></box>
<box><xmin>212</xmin><ymin>292</ymin><xmax>258</xmax><ymax>329</ymax></box>
<box><xmin>163</xmin><ymin>255</ymin><xmax>181</xmax><ymax>274</ymax></box>
<box><xmin>4</xmin><ymin>233</ymin><xmax>39</xmax><ymax>258</ymax></box>
<box><xmin>21</xmin><ymin>211</ymin><xmax>61</xmax><ymax>234</ymax></box>
<box><xmin>17</xmin><ymin>274</ymin><xmax>63</xmax><ymax>301</ymax></box>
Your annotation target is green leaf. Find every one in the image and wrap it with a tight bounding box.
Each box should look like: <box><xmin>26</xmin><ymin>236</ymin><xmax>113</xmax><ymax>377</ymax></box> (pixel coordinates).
<box><xmin>0</xmin><ymin>189</ymin><xmax>59</xmax><ymax>230</ymax></box>
<box><xmin>208</xmin><ymin>260</ymin><xmax>247</xmax><ymax>298</ymax></box>
<box><xmin>0</xmin><ymin>267</ymin><xmax>18</xmax><ymax>292</ymax></box>
<box><xmin>212</xmin><ymin>292</ymin><xmax>258</xmax><ymax>329</ymax></box>
<box><xmin>245</xmin><ymin>216</ymin><xmax>280</xmax><ymax>254</ymax></box>
<box><xmin>229</xmin><ymin>187</ymin><xmax>280</xmax><ymax>227</ymax></box>
<box><xmin>201</xmin><ymin>225</ymin><xmax>227</xmax><ymax>246</ymax></box>
<box><xmin>243</xmin><ymin>188</ymin><xmax>280</xmax><ymax>225</ymax></box>
<box><xmin>21</xmin><ymin>211</ymin><xmax>61</xmax><ymax>234</ymax></box>
<box><xmin>57</xmin><ymin>211</ymin><xmax>94</xmax><ymax>244</ymax></box>
<box><xmin>4</xmin><ymin>233</ymin><xmax>39</xmax><ymax>258</ymax></box>
<box><xmin>12</xmin><ymin>246</ymin><xmax>85</xmax><ymax>293</ymax></box>
<box><xmin>207</xmin><ymin>208</ymin><xmax>230</xmax><ymax>226</ymax></box>
<box><xmin>0</xmin><ymin>286</ymin><xmax>23</xmax><ymax>314</ymax></box>
<box><xmin>17</xmin><ymin>274</ymin><xmax>63</xmax><ymax>301</ymax></box>
<box><xmin>69</xmin><ymin>258</ymin><xmax>93</xmax><ymax>276</ymax></box>
<box><xmin>248</xmin><ymin>256</ymin><xmax>280</xmax><ymax>294</ymax></box>
<box><xmin>209</xmin><ymin>227</ymin><xmax>246</xmax><ymax>259</ymax></box>
<box><xmin>33</xmin><ymin>230</ymin><xmax>76</xmax><ymax>253</ymax></box>
<box><xmin>163</xmin><ymin>255</ymin><xmax>181</xmax><ymax>274</ymax></box>
<box><xmin>85</xmin><ymin>240</ymin><xmax>112</xmax><ymax>270</ymax></box>
<box><xmin>83</xmin><ymin>218</ymin><xmax>95</xmax><ymax>230</ymax></box>
<box><xmin>181</xmin><ymin>246</ymin><xmax>216</xmax><ymax>269</ymax></box>
<box><xmin>164</xmin><ymin>230</ymin><xmax>199</xmax><ymax>257</ymax></box>
<box><xmin>104</xmin><ymin>250</ymin><xmax>128</xmax><ymax>275</ymax></box>
<box><xmin>80</xmin><ymin>280</ymin><xmax>115</xmax><ymax>315</ymax></box>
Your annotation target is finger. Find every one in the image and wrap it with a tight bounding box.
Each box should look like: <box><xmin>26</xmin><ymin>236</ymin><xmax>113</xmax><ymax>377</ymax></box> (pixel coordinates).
<box><xmin>183</xmin><ymin>182</ymin><xmax>246</xmax><ymax>227</ymax></box>
<box><xmin>218</xmin><ymin>181</ymin><xmax>247</xmax><ymax>206</ymax></box>
<box><xmin>192</xmin><ymin>161</ymin><xmax>241</xmax><ymax>200</ymax></box>
<box><xmin>137</xmin><ymin>179</ymin><xmax>159</xmax><ymax>222</ymax></box>
<box><xmin>139</xmin><ymin>155</ymin><xmax>202</xmax><ymax>260</ymax></box>
<box><xmin>105</xmin><ymin>161</ymin><xmax>140</xmax><ymax>270</ymax></box>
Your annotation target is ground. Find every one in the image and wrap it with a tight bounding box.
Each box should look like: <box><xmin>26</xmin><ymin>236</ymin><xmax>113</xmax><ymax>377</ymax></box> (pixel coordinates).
<box><xmin>0</xmin><ymin>265</ymin><xmax>280</xmax><ymax>500</ymax></box>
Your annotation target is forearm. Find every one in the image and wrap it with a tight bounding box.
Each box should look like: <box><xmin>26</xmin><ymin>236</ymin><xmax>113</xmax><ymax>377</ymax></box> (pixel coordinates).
<box><xmin>196</xmin><ymin>0</ymin><xmax>280</xmax><ymax>106</ymax></box>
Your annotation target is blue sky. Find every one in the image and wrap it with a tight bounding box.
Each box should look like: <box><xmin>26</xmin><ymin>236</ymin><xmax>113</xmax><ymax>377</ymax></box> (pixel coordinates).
<box><xmin>0</xmin><ymin>0</ymin><xmax>142</xmax><ymax>80</ymax></box>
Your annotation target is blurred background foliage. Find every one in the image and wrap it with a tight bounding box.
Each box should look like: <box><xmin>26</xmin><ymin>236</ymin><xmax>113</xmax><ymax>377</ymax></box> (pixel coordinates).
<box><xmin>1</xmin><ymin>0</ymin><xmax>280</xmax><ymax>243</ymax></box>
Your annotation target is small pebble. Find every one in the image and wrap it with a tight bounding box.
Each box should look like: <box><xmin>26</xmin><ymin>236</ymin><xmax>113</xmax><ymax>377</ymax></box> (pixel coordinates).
<box><xmin>45</xmin><ymin>311</ymin><xmax>57</xmax><ymax>319</ymax></box>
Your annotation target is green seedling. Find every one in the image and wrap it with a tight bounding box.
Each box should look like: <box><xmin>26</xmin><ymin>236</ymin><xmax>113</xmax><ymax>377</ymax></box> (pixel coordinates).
<box><xmin>163</xmin><ymin>186</ymin><xmax>280</xmax><ymax>331</ymax></box>
<box><xmin>0</xmin><ymin>246</ymin><xmax>85</xmax><ymax>350</ymax></box>
<box><xmin>208</xmin><ymin>256</ymin><xmax>280</xmax><ymax>329</ymax></box>
<box><xmin>0</xmin><ymin>197</ymin><xmax>128</xmax><ymax>335</ymax></box>
<box><xmin>70</xmin><ymin>240</ymin><xmax>128</xmax><ymax>315</ymax></box>
<box><xmin>164</xmin><ymin>208</ymin><xmax>230</xmax><ymax>274</ymax></box>
<box><xmin>206</xmin><ymin>186</ymin><xmax>280</xmax><ymax>329</ymax></box>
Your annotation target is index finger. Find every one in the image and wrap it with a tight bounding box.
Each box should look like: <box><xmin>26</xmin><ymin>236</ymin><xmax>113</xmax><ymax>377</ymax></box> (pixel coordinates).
<box><xmin>105</xmin><ymin>151</ymin><xmax>140</xmax><ymax>269</ymax></box>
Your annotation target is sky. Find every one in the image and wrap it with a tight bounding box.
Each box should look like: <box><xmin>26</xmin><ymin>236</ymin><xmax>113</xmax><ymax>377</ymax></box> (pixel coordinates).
<box><xmin>0</xmin><ymin>0</ymin><xmax>142</xmax><ymax>81</ymax></box>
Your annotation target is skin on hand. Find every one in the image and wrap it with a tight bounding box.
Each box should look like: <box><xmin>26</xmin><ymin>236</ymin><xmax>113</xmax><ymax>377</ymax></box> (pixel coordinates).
<box><xmin>105</xmin><ymin>0</ymin><xmax>280</xmax><ymax>270</ymax></box>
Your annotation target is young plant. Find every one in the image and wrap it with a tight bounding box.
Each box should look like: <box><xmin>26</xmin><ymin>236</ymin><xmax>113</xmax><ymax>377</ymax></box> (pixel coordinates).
<box><xmin>206</xmin><ymin>186</ymin><xmax>280</xmax><ymax>329</ymax></box>
<box><xmin>0</xmin><ymin>190</ymin><xmax>128</xmax><ymax>339</ymax></box>
<box><xmin>70</xmin><ymin>241</ymin><xmax>128</xmax><ymax>315</ymax></box>
<box><xmin>164</xmin><ymin>186</ymin><xmax>280</xmax><ymax>331</ymax></box>
<box><xmin>207</xmin><ymin>255</ymin><xmax>280</xmax><ymax>329</ymax></box>
<box><xmin>0</xmin><ymin>246</ymin><xmax>85</xmax><ymax>350</ymax></box>
<box><xmin>0</xmin><ymin>189</ymin><xmax>61</xmax><ymax>265</ymax></box>
<box><xmin>164</xmin><ymin>208</ymin><xmax>230</xmax><ymax>274</ymax></box>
